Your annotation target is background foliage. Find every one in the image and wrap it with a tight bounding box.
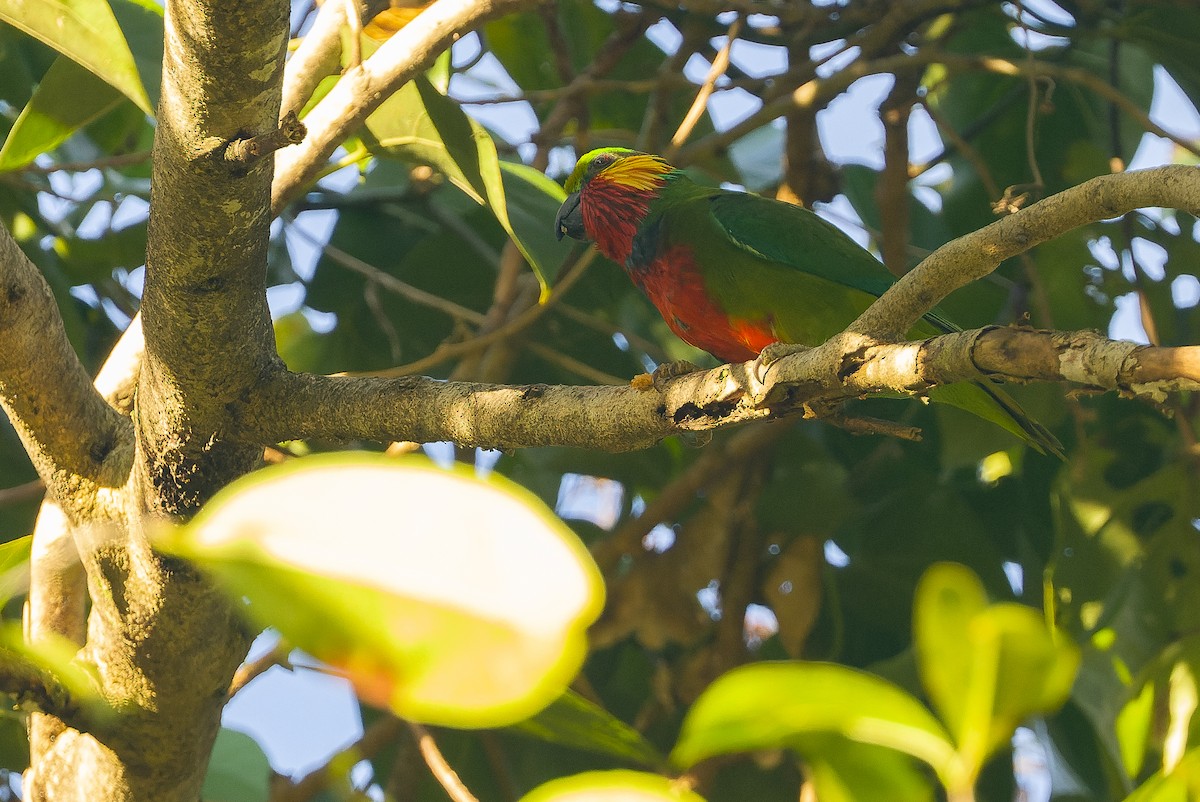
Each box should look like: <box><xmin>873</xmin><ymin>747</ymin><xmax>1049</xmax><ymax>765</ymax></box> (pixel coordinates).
<box><xmin>1</xmin><ymin>0</ymin><xmax>1200</xmax><ymax>800</ymax></box>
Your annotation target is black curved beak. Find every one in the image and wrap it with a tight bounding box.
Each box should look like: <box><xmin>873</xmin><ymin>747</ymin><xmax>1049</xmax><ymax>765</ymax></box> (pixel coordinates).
<box><xmin>555</xmin><ymin>191</ymin><xmax>587</xmax><ymax>241</ymax></box>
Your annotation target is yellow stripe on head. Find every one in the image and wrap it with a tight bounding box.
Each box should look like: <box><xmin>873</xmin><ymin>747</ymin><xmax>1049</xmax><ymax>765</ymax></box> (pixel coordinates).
<box><xmin>564</xmin><ymin>148</ymin><xmax>672</xmax><ymax>193</ymax></box>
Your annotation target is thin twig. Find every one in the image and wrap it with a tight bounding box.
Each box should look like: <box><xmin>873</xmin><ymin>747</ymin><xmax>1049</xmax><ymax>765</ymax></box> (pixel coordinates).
<box><xmin>665</xmin><ymin>16</ymin><xmax>742</xmax><ymax>160</ymax></box>
<box><xmin>591</xmin><ymin>420</ymin><xmax>790</xmax><ymax>573</ymax></box>
<box><xmin>18</xmin><ymin>151</ymin><xmax>153</xmax><ymax>175</ymax></box>
<box><xmin>286</xmin><ymin>218</ymin><xmax>484</xmax><ymax>324</ymax></box>
<box><xmin>227</xmin><ymin>643</ymin><xmax>292</xmax><ymax>700</ymax></box>
<box><xmin>354</xmin><ymin>249</ymin><xmax>596</xmax><ymax>378</ymax></box>
<box><xmin>0</xmin><ymin>478</ymin><xmax>44</xmax><ymax>507</ymax></box>
<box><xmin>526</xmin><ymin>342</ymin><xmax>626</xmax><ymax>385</ymax></box>
<box><xmin>408</xmin><ymin>722</ymin><xmax>480</xmax><ymax>802</ymax></box>
<box><xmin>225</xmin><ymin>111</ymin><xmax>308</xmax><ymax>164</ymax></box>
<box><xmin>1016</xmin><ymin>0</ymin><xmax>1046</xmax><ymax>196</ymax></box>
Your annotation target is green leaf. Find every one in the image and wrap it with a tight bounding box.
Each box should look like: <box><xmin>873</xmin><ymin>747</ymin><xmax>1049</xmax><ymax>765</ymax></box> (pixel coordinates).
<box><xmin>202</xmin><ymin>729</ymin><xmax>271</xmax><ymax>802</ymax></box>
<box><xmin>1118</xmin><ymin>678</ymin><xmax>1156</xmax><ymax>779</ymax></box>
<box><xmin>0</xmin><ymin>0</ymin><xmax>152</xmax><ymax>113</ymax></box>
<box><xmin>519</xmin><ymin>770</ymin><xmax>706</xmax><ymax>802</ymax></box>
<box><xmin>915</xmin><ymin>563</ymin><xmax>1080</xmax><ymax>779</ymax></box>
<box><xmin>0</xmin><ymin>55</ymin><xmax>122</xmax><ymax>171</ymax></box>
<box><xmin>165</xmin><ymin>453</ymin><xmax>605</xmax><ymax>729</ymax></box>
<box><xmin>511</xmin><ymin>690</ymin><xmax>665</xmax><ymax>767</ymax></box>
<box><xmin>670</xmin><ymin>662</ymin><xmax>957</xmax><ymax>784</ymax></box>
<box><xmin>1122</xmin><ymin>746</ymin><xmax>1200</xmax><ymax>802</ymax></box>
<box><xmin>0</xmin><ymin>534</ymin><xmax>30</xmax><ymax>603</ymax></box>
<box><xmin>499</xmin><ymin>160</ymin><xmax>573</xmax><ymax>281</ymax></box>
<box><xmin>791</xmin><ymin>734</ymin><xmax>936</xmax><ymax>802</ymax></box>
<box><xmin>362</xmin><ymin>76</ymin><xmax>553</xmax><ymax>294</ymax></box>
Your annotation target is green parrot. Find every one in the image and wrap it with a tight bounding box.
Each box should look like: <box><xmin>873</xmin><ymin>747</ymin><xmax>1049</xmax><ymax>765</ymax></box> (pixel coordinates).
<box><xmin>554</xmin><ymin>147</ymin><xmax>1061</xmax><ymax>457</ymax></box>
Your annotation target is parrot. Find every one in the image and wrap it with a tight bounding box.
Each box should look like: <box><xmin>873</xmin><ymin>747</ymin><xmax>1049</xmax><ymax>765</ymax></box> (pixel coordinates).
<box><xmin>554</xmin><ymin>147</ymin><xmax>1062</xmax><ymax>457</ymax></box>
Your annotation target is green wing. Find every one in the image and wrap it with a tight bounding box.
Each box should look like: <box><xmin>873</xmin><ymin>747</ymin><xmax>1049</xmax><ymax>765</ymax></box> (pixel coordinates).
<box><xmin>707</xmin><ymin>192</ymin><xmax>897</xmax><ymax>297</ymax></box>
<box><xmin>706</xmin><ymin>191</ymin><xmax>961</xmax><ymax>334</ymax></box>
<box><xmin>698</xmin><ymin>189</ymin><xmax>1063</xmax><ymax>457</ymax></box>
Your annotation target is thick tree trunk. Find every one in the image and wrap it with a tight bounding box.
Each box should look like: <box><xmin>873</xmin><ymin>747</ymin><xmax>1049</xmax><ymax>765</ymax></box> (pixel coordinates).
<box><xmin>22</xmin><ymin>1</ymin><xmax>288</xmax><ymax>799</ymax></box>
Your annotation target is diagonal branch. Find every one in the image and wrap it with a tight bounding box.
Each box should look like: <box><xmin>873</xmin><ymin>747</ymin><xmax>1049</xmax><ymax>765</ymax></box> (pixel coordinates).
<box><xmin>843</xmin><ymin>165</ymin><xmax>1200</xmax><ymax>343</ymax></box>
<box><xmin>0</xmin><ymin>224</ymin><xmax>132</xmax><ymax>515</ymax></box>
<box><xmin>272</xmin><ymin>0</ymin><xmax>545</xmax><ymax>211</ymax></box>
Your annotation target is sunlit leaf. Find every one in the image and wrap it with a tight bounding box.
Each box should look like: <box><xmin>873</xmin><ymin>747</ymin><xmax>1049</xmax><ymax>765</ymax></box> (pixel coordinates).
<box><xmin>915</xmin><ymin>563</ymin><xmax>1080</xmax><ymax>777</ymax></box>
<box><xmin>792</xmin><ymin>734</ymin><xmax>936</xmax><ymax>802</ymax></box>
<box><xmin>0</xmin><ymin>534</ymin><xmax>30</xmax><ymax>603</ymax></box>
<box><xmin>670</xmin><ymin>662</ymin><xmax>957</xmax><ymax>784</ymax></box>
<box><xmin>0</xmin><ymin>0</ymin><xmax>152</xmax><ymax>113</ymax></box>
<box><xmin>167</xmin><ymin>453</ymin><xmax>605</xmax><ymax>728</ymax></box>
<box><xmin>362</xmin><ymin>76</ymin><xmax>553</xmax><ymax>294</ymax></box>
<box><xmin>1121</xmin><ymin>746</ymin><xmax>1200</xmax><ymax>801</ymax></box>
<box><xmin>499</xmin><ymin>160</ymin><xmax>573</xmax><ymax>281</ymax></box>
<box><xmin>519</xmin><ymin>770</ymin><xmax>706</xmax><ymax>802</ymax></box>
<box><xmin>0</xmin><ymin>55</ymin><xmax>123</xmax><ymax>171</ymax></box>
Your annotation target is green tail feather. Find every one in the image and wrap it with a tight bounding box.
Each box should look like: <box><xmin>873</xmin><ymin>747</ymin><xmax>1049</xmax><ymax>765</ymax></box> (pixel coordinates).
<box><xmin>928</xmin><ymin>381</ymin><xmax>1064</xmax><ymax>459</ymax></box>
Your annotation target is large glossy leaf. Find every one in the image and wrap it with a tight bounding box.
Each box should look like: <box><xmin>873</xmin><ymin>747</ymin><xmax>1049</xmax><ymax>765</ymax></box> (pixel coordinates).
<box><xmin>0</xmin><ymin>55</ymin><xmax>123</xmax><ymax>171</ymax></box>
<box><xmin>362</xmin><ymin>76</ymin><xmax>552</xmax><ymax>293</ymax></box>
<box><xmin>0</xmin><ymin>0</ymin><xmax>151</xmax><ymax>113</ymax></box>
<box><xmin>499</xmin><ymin>160</ymin><xmax>574</xmax><ymax>283</ymax></box>
<box><xmin>166</xmin><ymin>453</ymin><xmax>605</xmax><ymax>728</ymax></box>
<box><xmin>915</xmin><ymin>563</ymin><xmax>1080</xmax><ymax>779</ymax></box>
<box><xmin>519</xmin><ymin>770</ymin><xmax>706</xmax><ymax>802</ymax></box>
<box><xmin>670</xmin><ymin>662</ymin><xmax>957</xmax><ymax>784</ymax></box>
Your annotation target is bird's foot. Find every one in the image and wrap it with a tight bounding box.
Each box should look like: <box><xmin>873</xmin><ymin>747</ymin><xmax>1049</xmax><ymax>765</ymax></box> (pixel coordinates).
<box><xmin>630</xmin><ymin>359</ymin><xmax>701</xmax><ymax>392</ymax></box>
<box><xmin>757</xmin><ymin>342</ymin><xmax>809</xmax><ymax>365</ymax></box>
<box><xmin>753</xmin><ymin>342</ymin><xmax>810</xmax><ymax>386</ymax></box>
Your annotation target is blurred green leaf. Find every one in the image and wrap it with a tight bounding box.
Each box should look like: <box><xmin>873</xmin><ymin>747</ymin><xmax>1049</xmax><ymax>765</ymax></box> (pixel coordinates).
<box><xmin>512</xmin><ymin>690</ymin><xmax>664</xmax><ymax>768</ymax></box>
<box><xmin>0</xmin><ymin>534</ymin><xmax>30</xmax><ymax>603</ymax></box>
<box><xmin>915</xmin><ymin>563</ymin><xmax>1080</xmax><ymax>780</ymax></box>
<box><xmin>791</xmin><ymin>734</ymin><xmax>936</xmax><ymax>802</ymax></box>
<box><xmin>671</xmin><ymin>662</ymin><xmax>957</xmax><ymax>786</ymax></box>
<box><xmin>1122</xmin><ymin>746</ymin><xmax>1200</xmax><ymax>802</ymax></box>
<box><xmin>519</xmin><ymin>769</ymin><xmax>706</xmax><ymax>802</ymax></box>
<box><xmin>0</xmin><ymin>0</ymin><xmax>152</xmax><ymax>113</ymax></box>
<box><xmin>54</xmin><ymin>222</ymin><xmax>147</xmax><ymax>284</ymax></box>
<box><xmin>1121</xmin><ymin>3</ymin><xmax>1200</xmax><ymax>101</ymax></box>
<box><xmin>166</xmin><ymin>453</ymin><xmax>605</xmax><ymax>728</ymax></box>
<box><xmin>0</xmin><ymin>621</ymin><xmax>104</xmax><ymax>715</ymax></box>
<box><xmin>499</xmin><ymin>160</ymin><xmax>574</xmax><ymax>281</ymax></box>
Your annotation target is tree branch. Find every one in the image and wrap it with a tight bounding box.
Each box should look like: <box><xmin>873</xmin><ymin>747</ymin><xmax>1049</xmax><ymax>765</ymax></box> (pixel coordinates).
<box><xmin>844</xmin><ymin>165</ymin><xmax>1200</xmax><ymax>343</ymax></box>
<box><xmin>241</xmin><ymin>372</ymin><xmax>676</xmax><ymax>451</ymax></box>
<box><xmin>240</xmin><ymin>325</ymin><xmax>1200</xmax><ymax>453</ymax></box>
<box><xmin>0</xmin><ymin>224</ymin><xmax>132</xmax><ymax>515</ymax></box>
<box><xmin>272</xmin><ymin>0</ymin><xmax>545</xmax><ymax>211</ymax></box>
